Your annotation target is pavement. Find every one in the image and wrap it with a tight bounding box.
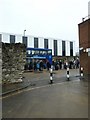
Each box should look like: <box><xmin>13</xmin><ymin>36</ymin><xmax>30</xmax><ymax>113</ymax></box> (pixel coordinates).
<box><xmin>1</xmin><ymin>69</ymin><xmax>84</xmax><ymax>96</ymax></box>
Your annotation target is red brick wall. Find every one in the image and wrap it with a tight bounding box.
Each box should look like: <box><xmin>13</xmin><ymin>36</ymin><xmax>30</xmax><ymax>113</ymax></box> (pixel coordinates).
<box><xmin>78</xmin><ymin>19</ymin><xmax>90</xmax><ymax>75</ymax></box>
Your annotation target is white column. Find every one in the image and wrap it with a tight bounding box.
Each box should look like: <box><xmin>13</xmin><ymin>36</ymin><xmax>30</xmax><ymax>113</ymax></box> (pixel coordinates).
<box><xmin>49</xmin><ymin>38</ymin><xmax>54</xmax><ymax>55</ymax></box>
<box><xmin>27</xmin><ymin>36</ymin><xmax>34</xmax><ymax>48</ymax></box>
<box><xmin>2</xmin><ymin>33</ymin><xmax>10</xmax><ymax>43</ymax></box>
<box><xmin>38</xmin><ymin>37</ymin><xmax>44</xmax><ymax>48</ymax></box>
<box><xmin>57</xmin><ymin>40</ymin><xmax>62</xmax><ymax>56</ymax></box>
<box><xmin>66</xmin><ymin>41</ymin><xmax>70</xmax><ymax>56</ymax></box>
<box><xmin>15</xmin><ymin>35</ymin><xmax>22</xmax><ymax>43</ymax></box>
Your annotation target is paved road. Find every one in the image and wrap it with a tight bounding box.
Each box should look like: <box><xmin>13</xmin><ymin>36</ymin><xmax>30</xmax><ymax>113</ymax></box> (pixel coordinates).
<box><xmin>23</xmin><ymin>69</ymin><xmax>80</xmax><ymax>88</ymax></box>
<box><xmin>2</xmin><ymin>69</ymin><xmax>88</xmax><ymax>118</ymax></box>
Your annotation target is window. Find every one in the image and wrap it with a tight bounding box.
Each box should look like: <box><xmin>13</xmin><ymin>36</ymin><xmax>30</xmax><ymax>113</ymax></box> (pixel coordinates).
<box><xmin>27</xmin><ymin>50</ymin><xmax>31</xmax><ymax>54</ymax></box>
<box><xmin>70</xmin><ymin>42</ymin><xmax>73</xmax><ymax>56</ymax></box>
<box><xmin>34</xmin><ymin>38</ymin><xmax>38</xmax><ymax>48</ymax></box>
<box><xmin>40</xmin><ymin>51</ymin><xmax>43</xmax><ymax>55</ymax></box>
<box><xmin>48</xmin><ymin>50</ymin><xmax>52</xmax><ymax>55</ymax></box>
<box><xmin>62</xmin><ymin>41</ymin><xmax>66</xmax><ymax>56</ymax></box>
<box><xmin>88</xmin><ymin>51</ymin><xmax>90</xmax><ymax>56</ymax></box>
<box><xmin>32</xmin><ymin>50</ymin><xmax>35</xmax><ymax>55</ymax></box>
<box><xmin>44</xmin><ymin>39</ymin><xmax>48</xmax><ymax>48</ymax></box>
<box><xmin>43</xmin><ymin>51</ymin><xmax>47</xmax><ymax>55</ymax></box>
<box><xmin>22</xmin><ymin>36</ymin><xmax>27</xmax><ymax>47</ymax></box>
<box><xmin>54</xmin><ymin>40</ymin><xmax>57</xmax><ymax>56</ymax></box>
<box><xmin>10</xmin><ymin>35</ymin><xmax>15</xmax><ymax>43</ymax></box>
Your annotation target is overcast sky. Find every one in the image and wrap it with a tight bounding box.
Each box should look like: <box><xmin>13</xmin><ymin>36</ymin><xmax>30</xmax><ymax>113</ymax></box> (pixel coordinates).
<box><xmin>0</xmin><ymin>0</ymin><xmax>89</xmax><ymax>50</ymax></box>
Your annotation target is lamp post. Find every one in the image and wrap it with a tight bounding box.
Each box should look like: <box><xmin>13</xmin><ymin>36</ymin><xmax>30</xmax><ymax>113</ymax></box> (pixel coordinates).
<box><xmin>24</xmin><ymin>29</ymin><xmax>26</xmax><ymax>36</ymax></box>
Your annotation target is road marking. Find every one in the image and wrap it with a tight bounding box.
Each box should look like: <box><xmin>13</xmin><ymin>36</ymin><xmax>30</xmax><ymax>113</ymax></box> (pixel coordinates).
<box><xmin>1</xmin><ymin>79</ymin><xmax>80</xmax><ymax>99</ymax></box>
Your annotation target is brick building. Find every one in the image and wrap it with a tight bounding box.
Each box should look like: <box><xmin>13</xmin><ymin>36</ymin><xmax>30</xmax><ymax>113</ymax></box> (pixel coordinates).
<box><xmin>78</xmin><ymin>18</ymin><xmax>90</xmax><ymax>76</ymax></box>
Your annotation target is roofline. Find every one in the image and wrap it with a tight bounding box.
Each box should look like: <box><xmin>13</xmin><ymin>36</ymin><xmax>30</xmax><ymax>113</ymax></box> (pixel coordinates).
<box><xmin>0</xmin><ymin>32</ymin><xmax>75</xmax><ymax>42</ymax></box>
<box><xmin>78</xmin><ymin>18</ymin><xmax>90</xmax><ymax>26</ymax></box>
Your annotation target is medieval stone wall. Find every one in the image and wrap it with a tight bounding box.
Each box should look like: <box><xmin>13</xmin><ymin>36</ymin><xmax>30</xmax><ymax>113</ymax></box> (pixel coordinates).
<box><xmin>2</xmin><ymin>43</ymin><xmax>26</xmax><ymax>83</ymax></box>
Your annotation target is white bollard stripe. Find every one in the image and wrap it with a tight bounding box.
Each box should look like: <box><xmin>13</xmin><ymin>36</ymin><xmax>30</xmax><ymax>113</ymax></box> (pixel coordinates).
<box><xmin>50</xmin><ymin>76</ymin><xmax>53</xmax><ymax>80</ymax></box>
<box><xmin>67</xmin><ymin>74</ymin><xmax>69</xmax><ymax>78</ymax></box>
<box><xmin>81</xmin><ymin>73</ymin><xmax>83</xmax><ymax>77</ymax></box>
<box><xmin>80</xmin><ymin>67</ymin><xmax>83</xmax><ymax>77</ymax></box>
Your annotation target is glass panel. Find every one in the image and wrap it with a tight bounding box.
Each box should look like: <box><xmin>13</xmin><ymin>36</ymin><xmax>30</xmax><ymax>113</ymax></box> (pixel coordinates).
<box><xmin>88</xmin><ymin>51</ymin><xmax>90</xmax><ymax>56</ymax></box>
<box><xmin>48</xmin><ymin>50</ymin><xmax>52</xmax><ymax>55</ymax></box>
<box><xmin>43</xmin><ymin>51</ymin><xmax>47</xmax><ymax>55</ymax></box>
<box><xmin>10</xmin><ymin>35</ymin><xmax>15</xmax><ymax>43</ymax></box>
<box><xmin>44</xmin><ymin>39</ymin><xmax>48</xmax><ymax>49</ymax></box>
<box><xmin>62</xmin><ymin>41</ymin><xmax>66</xmax><ymax>56</ymax></box>
<box><xmin>28</xmin><ymin>50</ymin><xmax>31</xmax><ymax>54</ymax></box>
<box><xmin>34</xmin><ymin>38</ymin><xmax>38</xmax><ymax>48</ymax></box>
<box><xmin>35</xmin><ymin>50</ymin><xmax>39</xmax><ymax>54</ymax></box>
<box><xmin>32</xmin><ymin>50</ymin><xmax>35</xmax><ymax>55</ymax></box>
<box><xmin>22</xmin><ymin>36</ymin><xmax>27</xmax><ymax>47</ymax></box>
<box><xmin>40</xmin><ymin>51</ymin><xmax>43</xmax><ymax>55</ymax></box>
<box><xmin>54</xmin><ymin>40</ymin><xmax>57</xmax><ymax>56</ymax></box>
<box><xmin>70</xmin><ymin>42</ymin><xmax>73</xmax><ymax>56</ymax></box>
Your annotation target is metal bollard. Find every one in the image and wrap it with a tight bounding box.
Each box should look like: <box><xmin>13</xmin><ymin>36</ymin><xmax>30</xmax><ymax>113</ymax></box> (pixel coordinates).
<box><xmin>80</xmin><ymin>67</ymin><xmax>84</xmax><ymax>79</ymax></box>
<box><xmin>67</xmin><ymin>67</ymin><xmax>70</xmax><ymax>81</ymax></box>
<box><xmin>50</xmin><ymin>68</ymin><xmax>53</xmax><ymax>84</ymax></box>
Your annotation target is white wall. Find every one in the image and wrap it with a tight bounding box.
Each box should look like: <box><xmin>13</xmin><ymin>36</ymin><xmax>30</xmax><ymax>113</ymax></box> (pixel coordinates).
<box><xmin>1</xmin><ymin>32</ymin><xmax>76</xmax><ymax>57</ymax></box>
<box><xmin>15</xmin><ymin>35</ymin><xmax>22</xmax><ymax>43</ymax></box>
<box><xmin>66</xmin><ymin>41</ymin><xmax>70</xmax><ymax>56</ymax></box>
<box><xmin>27</xmin><ymin>36</ymin><xmax>34</xmax><ymax>48</ymax></box>
<box><xmin>49</xmin><ymin>38</ymin><xmax>54</xmax><ymax>55</ymax></box>
<box><xmin>38</xmin><ymin>37</ymin><xmax>44</xmax><ymax>48</ymax></box>
<box><xmin>57</xmin><ymin>40</ymin><xmax>62</xmax><ymax>56</ymax></box>
<box><xmin>2</xmin><ymin>33</ymin><xmax>10</xmax><ymax>43</ymax></box>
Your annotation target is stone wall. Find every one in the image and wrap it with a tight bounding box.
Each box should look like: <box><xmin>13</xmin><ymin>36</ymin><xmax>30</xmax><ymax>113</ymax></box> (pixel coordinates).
<box><xmin>0</xmin><ymin>43</ymin><xmax>2</xmax><ymax>84</ymax></box>
<box><xmin>2</xmin><ymin>43</ymin><xmax>26</xmax><ymax>84</ymax></box>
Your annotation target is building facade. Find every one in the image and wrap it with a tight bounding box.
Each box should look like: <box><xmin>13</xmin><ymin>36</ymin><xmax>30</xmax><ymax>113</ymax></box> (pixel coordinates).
<box><xmin>78</xmin><ymin>18</ymin><xmax>90</xmax><ymax>75</ymax></box>
<box><xmin>0</xmin><ymin>32</ymin><xmax>76</xmax><ymax>58</ymax></box>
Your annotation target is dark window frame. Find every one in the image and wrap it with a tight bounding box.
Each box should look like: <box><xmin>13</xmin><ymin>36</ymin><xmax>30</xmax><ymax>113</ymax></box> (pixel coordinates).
<box><xmin>70</xmin><ymin>42</ymin><xmax>73</xmax><ymax>56</ymax></box>
<box><xmin>34</xmin><ymin>37</ymin><xmax>38</xmax><ymax>48</ymax></box>
<box><xmin>62</xmin><ymin>41</ymin><xmax>66</xmax><ymax>56</ymax></box>
<box><xmin>44</xmin><ymin>39</ymin><xmax>48</xmax><ymax>49</ymax></box>
<box><xmin>10</xmin><ymin>35</ymin><xmax>15</xmax><ymax>43</ymax></box>
<box><xmin>22</xmin><ymin>36</ymin><xmax>27</xmax><ymax>47</ymax></box>
<box><xmin>54</xmin><ymin>40</ymin><xmax>57</xmax><ymax>56</ymax></box>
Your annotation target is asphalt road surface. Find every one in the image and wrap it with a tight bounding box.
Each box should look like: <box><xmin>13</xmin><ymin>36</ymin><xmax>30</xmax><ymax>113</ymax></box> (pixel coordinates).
<box><xmin>2</xmin><ymin>69</ymin><xmax>88</xmax><ymax>118</ymax></box>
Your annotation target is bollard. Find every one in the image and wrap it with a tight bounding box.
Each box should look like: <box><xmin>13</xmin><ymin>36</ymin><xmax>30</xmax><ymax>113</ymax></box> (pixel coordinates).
<box><xmin>50</xmin><ymin>68</ymin><xmax>53</xmax><ymax>84</ymax></box>
<box><xmin>80</xmin><ymin>67</ymin><xmax>84</xmax><ymax>79</ymax></box>
<box><xmin>67</xmin><ymin>67</ymin><xmax>69</xmax><ymax>81</ymax></box>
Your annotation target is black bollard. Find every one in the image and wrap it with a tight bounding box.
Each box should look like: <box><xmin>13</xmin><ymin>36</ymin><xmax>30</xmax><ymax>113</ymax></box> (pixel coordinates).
<box><xmin>50</xmin><ymin>68</ymin><xmax>53</xmax><ymax>84</ymax></box>
<box><xmin>67</xmin><ymin>67</ymin><xmax>70</xmax><ymax>81</ymax></box>
<box><xmin>80</xmin><ymin>67</ymin><xmax>84</xmax><ymax>79</ymax></box>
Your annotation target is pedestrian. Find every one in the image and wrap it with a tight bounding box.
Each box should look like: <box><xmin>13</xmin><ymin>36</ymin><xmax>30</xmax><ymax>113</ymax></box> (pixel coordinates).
<box><xmin>59</xmin><ymin>60</ymin><xmax>62</xmax><ymax>69</ymax></box>
<box><xmin>34</xmin><ymin>60</ymin><xmax>37</xmax><ymax>71</ymax></box>
<box><xmin>36</xmin><ymin>61</ymin><xmax>40</xmax><ymax>71</ymax></box>
<box><xmin>47</xmin><ymin>61</ymin><xmax>51</xmax><ymax>71</ymax></box>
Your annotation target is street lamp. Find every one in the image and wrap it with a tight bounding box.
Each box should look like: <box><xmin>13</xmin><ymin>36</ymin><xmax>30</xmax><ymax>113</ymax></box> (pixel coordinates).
<box><xmin>24</xmin><ymin>29</ymin><xmax>26</xmax><ymax>36</ymax></box>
